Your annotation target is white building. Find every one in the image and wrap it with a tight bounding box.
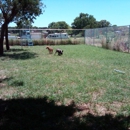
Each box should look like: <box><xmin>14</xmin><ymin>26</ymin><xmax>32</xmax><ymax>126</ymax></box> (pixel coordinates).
<box><xmin>46</xmin><ymin>33</ymin><xmax>69</xmax><ymax>39</ymax></box>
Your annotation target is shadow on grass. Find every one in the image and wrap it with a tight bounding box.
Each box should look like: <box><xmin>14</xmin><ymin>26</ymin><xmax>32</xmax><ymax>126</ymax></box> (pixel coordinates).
<box><xmin>10</xmin><ymin>80</ymin><xmax>24</xmax><ymax>86</ymax></box>
<box><xmin>5</xmin><ymin>48</ymin><xmax>26</xmax><ymax>52</ymax></box>
<box><xmin>0</xmin><ymin>76</ymin><xmax>13</xmax><ymax>84</ymax></box>
<box><xmin>0</xmin><ymin>97</ymin><xmax>130</xmax><ymax>130</ymax></box>
<box><xmin>2</xmin><ymin>51</ymin><xmax>38</xmax><ymax>60</ymax></box>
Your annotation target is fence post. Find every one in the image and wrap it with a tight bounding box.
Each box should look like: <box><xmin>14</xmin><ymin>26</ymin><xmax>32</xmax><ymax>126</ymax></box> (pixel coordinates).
<box><xmin>128</xmin><ymin>25</ymin><xmax>130</xmax><ymax>53</ymax></box>
<box><xmin>84</xmin><ymin>30</ymin><xmax>86</xmax><ymax>44</ymax></box>
<box><xmin>105</xmin><ymin>27</ymin><xmax>107</xmax><ymax>39</ymax></box>
<box><xmin>93</xmin><ymin>29</ymin><xmax>95</xmax><ymax>45</ymax></box>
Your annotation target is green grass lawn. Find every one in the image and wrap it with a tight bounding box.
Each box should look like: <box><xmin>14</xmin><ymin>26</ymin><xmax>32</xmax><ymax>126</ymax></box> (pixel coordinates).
<box><xmin>0</xmin><ymin>44</ymin><xmax>130</xmax><ymax>129</ymax></box>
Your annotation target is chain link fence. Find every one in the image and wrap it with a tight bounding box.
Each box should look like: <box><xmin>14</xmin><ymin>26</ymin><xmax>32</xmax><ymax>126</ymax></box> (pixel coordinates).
<box><xmin>1</xmin><ymin>26</ymin><xmax>130</xmax><ymax>52</ymax></box>
<box><xmin>85</xmin><ymin>25</ymin><xmax>130</xmax><ymax>52</ymax></box>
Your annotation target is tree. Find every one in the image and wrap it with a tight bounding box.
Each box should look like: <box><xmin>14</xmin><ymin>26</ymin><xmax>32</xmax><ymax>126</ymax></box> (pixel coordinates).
<box><xmin>97</xmin><ymin>20</ymin><xmax>111</xmax><ymax>28</ymax></box>
<box><xmin>48</xmin><ymin>21</ymin><xmax>70</xmax><ymax>33</ymax></box>
<box><xmin>48</xmin><ymin>21</ymin><xmax>69</xmax><ymax>29</ymax></box>
<box><xmin>71</xmin><ymin>13</ymin><xmax>97</xmax><ymax>36</ymax></box>
<box><xmin>0</xmin><ymin>0</ymin><xmax>45</xmax><ymax>55</ymax></box>
<box><xmin>16</xmin><ymin>20</ymin><xmax>32</xmax><ymax>29</ymax></box>
<box><xmin>71</xmin><ymin>13</ymin><xmax>97</xmax><ymax>29</ymax></box>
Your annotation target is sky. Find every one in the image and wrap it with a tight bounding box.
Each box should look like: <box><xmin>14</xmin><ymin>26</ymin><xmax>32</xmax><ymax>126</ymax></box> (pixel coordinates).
<box><xmin>9</xmin><ymin>0</ymin><xmax>130</xmax><ymax>27</ymax></box>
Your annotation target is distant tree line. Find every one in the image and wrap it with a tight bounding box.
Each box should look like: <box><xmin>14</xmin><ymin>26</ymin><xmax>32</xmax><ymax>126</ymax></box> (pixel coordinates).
<box><xmin>10</xmin><ymin>12</ymin><xmax>113</xmax><ymax>32</ymax></box>
<box><xmin>8</xmin><ymin>12</ymin><xmax>113</xmax><ymax>37</ymax></box>
<box><xmin>47</xmin><ymin>13</ymin><xmax>112</xmax><ymax>36</ymax></box>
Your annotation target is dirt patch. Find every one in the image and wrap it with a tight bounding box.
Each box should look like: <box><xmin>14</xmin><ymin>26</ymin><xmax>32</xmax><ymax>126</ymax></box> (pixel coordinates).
<box><xmin>0</xmin><ymin>70</ymin><xmax>8</xmax><ymax>75</ymax></box>
<box><xmin>74</xmin><ymin>102</ymin><xmax>121</xmax><ymax>117</ymax></box>
<box><xmin>0</xmin><ymin>83</ymin><xmax>6</xmax><ymax>88</ymax></box>
<box><xmin>55</xmin><ymin>98</ymin><xmax>123</xmax><ymax>117</ymax></box>
<box><xmin>0</xmin><ymin>87</ymin><xmax>17</xmax><ymax>99</ymax></box>
<box><xmin>0</xmin><ymin>75</ymin><xmax>7</xmax><ymax>82</ymax></box>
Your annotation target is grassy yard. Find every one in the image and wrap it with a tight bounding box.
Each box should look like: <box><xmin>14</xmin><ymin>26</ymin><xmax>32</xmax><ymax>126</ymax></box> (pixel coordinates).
<box><xmin>0</xmin><ymin>44</ymin><xmax>130</xmax><ymax>129</ymax></box>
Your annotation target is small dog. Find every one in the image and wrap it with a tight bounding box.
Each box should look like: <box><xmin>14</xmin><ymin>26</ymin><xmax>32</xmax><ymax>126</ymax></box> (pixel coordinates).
<box><xmin>46</xmin><ymin>46</ymin><xmax>53</xmax><ymax>54</ymax></box>
<box><xmin>55</xmin><ymin>49</ymin><xmax>63</xmax><ymax>56</ymax></box>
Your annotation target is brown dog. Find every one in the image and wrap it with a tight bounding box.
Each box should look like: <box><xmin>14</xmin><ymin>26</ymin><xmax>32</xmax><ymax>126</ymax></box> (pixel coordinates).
<box><xmin>46</xmin><ymin>46</ymin><xmax>53</xmax><ymax>54</ymax></box>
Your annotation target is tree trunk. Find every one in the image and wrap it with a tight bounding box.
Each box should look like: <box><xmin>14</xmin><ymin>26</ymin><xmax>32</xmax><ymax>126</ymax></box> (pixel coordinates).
<box><xmin>0</xmin><ymin>24</ymin><xmax>6</xmax><ymax>56</ymax></box>
<box><xmin>5</xmin><ymin>24</ymin><xmax>10</xmax><ymax>50</ymax></box>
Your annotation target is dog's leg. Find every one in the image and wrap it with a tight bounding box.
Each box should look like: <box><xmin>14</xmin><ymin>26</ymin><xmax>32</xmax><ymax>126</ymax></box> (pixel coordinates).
<box><xmin>54</xmin><ymin>50</ymin><xmax>57</xmax><ymax>55</ymax></box>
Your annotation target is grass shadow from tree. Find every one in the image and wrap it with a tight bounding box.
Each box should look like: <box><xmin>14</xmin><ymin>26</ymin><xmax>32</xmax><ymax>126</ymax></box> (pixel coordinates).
<box><xmin>0</xmin><ymin>97</ymin><xmax>130</xmax><ymax>130</ymax></box>
<box><xmin>1</xmin><ymin>50</ymin><xmax>38</xmax><ymax>60</ymax></box>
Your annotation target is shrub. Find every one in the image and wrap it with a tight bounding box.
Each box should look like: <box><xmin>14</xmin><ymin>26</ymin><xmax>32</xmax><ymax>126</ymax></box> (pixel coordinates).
<box><xmin>9</xmin><ymin>39</ymin><xmax>21</xmax><ymax>46</ymax></box>
<box><xmin>7</xmin><ymin>38</ymin><xmax>84</xmax><ymax>46</ymax></box>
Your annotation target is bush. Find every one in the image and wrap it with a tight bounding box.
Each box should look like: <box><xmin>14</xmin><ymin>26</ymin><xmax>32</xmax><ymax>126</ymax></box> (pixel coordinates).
<box><xmin>7</xmin><ymin>38</ymin><xmax>84</xmax><ymax>46</ymax></box>
<box><xmin>9</xmin><ymin>39</ymin><xmax>21</xmax><ymax>46</ymax></box>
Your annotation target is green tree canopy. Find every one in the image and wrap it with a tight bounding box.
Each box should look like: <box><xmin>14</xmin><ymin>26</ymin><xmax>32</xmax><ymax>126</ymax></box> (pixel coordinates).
<box><xmin>71</xmin><ymin>13</ymin><xmax>97</xmax><ymax>36</ymax></box>
<box><xmin>71</xmin><ymin>13</ymin><xmax>112</xmax><ymax>36</ymax></box>
<box><xmin>16</xmin><ymin>20</ymin><xmax>32</xmax><ymax>29</ymax></box>
<box><xmin>97</xmin><ymin>20</ymin><xmax>111</xmax><ymax>28</ymax></box>
<box><xmin>48</xmin><ymin>21</ymin><xmax>69</xmax><ymax>29</ymax></box>
<box><xmin>71</xmin><ymin>13</ymin><xmax>97</xmax><ymax>29</ymax></box>
<box><xmin>48</xmin><ymin>21</ymin><xmax>70</xmax><ymax>33</ymax></box>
